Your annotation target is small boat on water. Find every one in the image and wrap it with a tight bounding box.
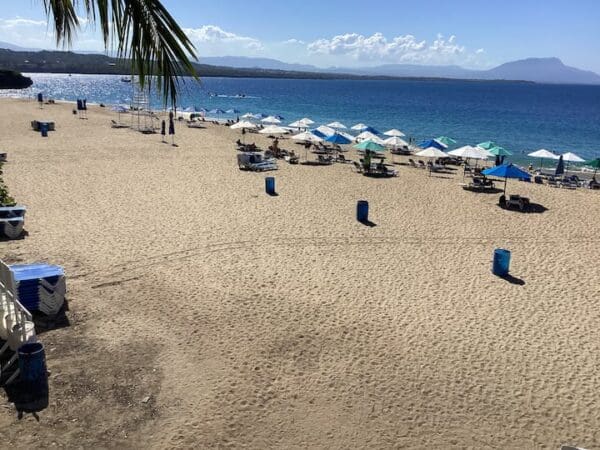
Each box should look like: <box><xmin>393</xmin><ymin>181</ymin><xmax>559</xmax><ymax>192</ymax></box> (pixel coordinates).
<box><xmin>121</xmin><ymin>77</ymin><xmax>132</xmax><ymax>83</ymax></box>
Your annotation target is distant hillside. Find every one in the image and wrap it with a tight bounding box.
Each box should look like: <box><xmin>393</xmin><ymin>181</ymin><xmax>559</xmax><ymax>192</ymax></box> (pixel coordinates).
<box><xmin>200</xmin><ymin>56</ymin><xmax>317</xmax><ymax>73</ymax></box>
<box><xmin>1</xmin><ymin>45</ymin><xmax>598</xmax><ymax>85</ymax></box>
<box><xmin>0</xmin><ymin>48</ymin><xmax>511</xmax><ymax>82</ymax></box>
<box><xmin>484</xmin><ymin>57</ymin><xmax>600</xmax><ymax>85</ymax></box>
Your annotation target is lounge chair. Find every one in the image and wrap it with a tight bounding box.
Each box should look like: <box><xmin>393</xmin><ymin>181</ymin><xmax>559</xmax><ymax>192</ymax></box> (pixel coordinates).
<box><xmin>547</xmin><ymin>177</ymin><xmax>560</xmax><ymax>188</ymax></box>
<box><xmin>408</xmin><ymin>158</ymin><xmax>417</xmax><ymax>168</ymax></box>
<box><xmin>501</xmin><ymin>194</ymin><xmax>530</xmax><ymax>211</ymax></box>
<box><xmin>0</xmin><ymin>206</ymin><xmax>26</xmax><ymax>239</ymax></box>
<box><xmin>337</xmin><ymin>154</ymin><xmax>352</xmax><ymax>164</ymax></box>
<box><xmin>417</xmin><ymin>160</ymin><xmax>426</xmax><ymax>169</ymax></box>
<box><xmin>110</xmin><ymin>119</ymin><xmax>129</xmax><ymax>129</ymax></box>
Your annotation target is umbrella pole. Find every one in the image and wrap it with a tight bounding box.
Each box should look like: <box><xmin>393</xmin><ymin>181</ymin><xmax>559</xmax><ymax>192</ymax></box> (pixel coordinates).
<box><xmin>504</xmin><ymin>177</ymin><xmax>507</xmax><ymax>194</ymax></box>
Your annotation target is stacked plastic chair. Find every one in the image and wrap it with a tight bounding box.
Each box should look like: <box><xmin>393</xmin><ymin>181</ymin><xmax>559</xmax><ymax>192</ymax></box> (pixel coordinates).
<box><xmin>9</xmin><ymin>264</ymin><xmax>66</xmax><ymax>316</ymax></box>
<box><xmin>0</xmin><ymin>260</ymin><xmax>37</xmax><ymax>385</ymax></box>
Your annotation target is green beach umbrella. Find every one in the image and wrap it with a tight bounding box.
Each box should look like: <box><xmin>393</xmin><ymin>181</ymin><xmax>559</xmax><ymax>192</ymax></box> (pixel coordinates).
<box><xmin>487</xmin><ymin>146</ymin><xmax>513</xmax><ymax>157</ymax></box>
<box><xmin>477</xmin><ymin>141</ymin><xmax>499</xmax><ymax>150</ymax></box>
<box><xmin>436</xmin><ymin>136</ymin><xmax>457</xmax><ymax>146</ymax></box>
<box><xmin>354</xmin><ymin>140</ymin><xmax>386</xmax><ymax>153</ymax></box>
<box><xmin>586</xmin><ymin>158</ymin><xmax>600</xmax><ymax>176</ymax></box>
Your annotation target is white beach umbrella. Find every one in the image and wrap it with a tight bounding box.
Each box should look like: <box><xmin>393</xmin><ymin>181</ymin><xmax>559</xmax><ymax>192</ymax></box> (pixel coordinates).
<box><xmin>327</xmin><ymin>121</ymin><xmax>347</xmax><ymax>129</ymax></box>
<box><xmin>241</xmin><ymin>113</ymin><xmax>257</xmax><ymax>119</ymax></box>
<box><xmin>299</xmin><ymin>117</ymin><xmax>315</xmax><ymax>125</ymax></box>
<box><xmin>351</xmin><ymin>123</ymin><xmax>368</xmax><ymax>131</ymax></box>
<box><xmin>292</xmin><ymin>131</ymin><xmax>323</xmax><ymax>143</ymax></box>
<box><xmin>355</xmin><ymin>131</ymin><xmax>384</xmax><ymax>144</ymax></box>
<box><xmin>384</xmin><ymin>129</ymin><xmax>406</xmax><ymax>137</ymax></box>
<box><xmin>262</xmin><ymin>115</ymin><xmax>282</xmax><ymax>124</ymax></box>
<box><xmin>315</xmin><ymin>125</ymin><xmax>336</xmax><ymax>136</ymax></box>
<box><xmin>289</xmin><ymin>120</ymin><xmax>309</xmax><ymax>128</ymax></box>
<box><xmin>528</xmin><ymin>149</ymin><xmax>559</xmax><ymax>159</ymax></box>
<box><xmin>259</xmin><ymin>125</ymin><xmax>289</xmax><ymax>135</ymax></box>
<box><xmin>230</xmin><ymin>120</ymin><xmax>257</xmax><ymax>130</ymax></box>
<box><xmin>415</xmin><ymin>147</ymin><xmax>448</xmax><ymax>158</ymax></box>
<box><xmin>383</xmin><ymin>136</ymin><xmax>409</xmax><ymax>148</ymax></box>
<box><xmin>448</xmin><ymin>145</ymin><xmax>490</xmax><ymax>160</ymax></box>
<box><xmin>561</xmin><ymin>152</ymin><xmax>585</xmax><ymax>162</ymax></box>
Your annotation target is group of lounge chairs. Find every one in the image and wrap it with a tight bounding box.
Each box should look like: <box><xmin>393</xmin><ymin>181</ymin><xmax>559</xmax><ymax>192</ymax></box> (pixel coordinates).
<box><xmin>542</xmin><ymin>175</ymin><xmax>599</xmax><ymax>190</ymax></box>
<box><xmin>407</xmin><ymin>158</ymin><xmax>445</xmax><ymax>172</ymax></box>
<box><xmin>461</xmin><ymin>176</ymin><xmax>496</xmax><ymax>192</ymax></box>
<box><xmin>353</xmin><ymin>159</ymin><xmax>398</xmax><ymax>177</ymax></box>
<box><xmin>499</xmin><ymin>194</ymin><xmax>531</xmax><ymax>211</ymax></box>
<box><xmin>0</xmin><ymin>206</ymin><xmax>26</xmax><ymax>239</ymax></box>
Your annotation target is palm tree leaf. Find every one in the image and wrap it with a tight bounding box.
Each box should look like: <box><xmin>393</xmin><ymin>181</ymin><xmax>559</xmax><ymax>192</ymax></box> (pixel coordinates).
<box><xmin>42</xmin><ymin>0</ymin><xmax>197</xmax><ymax>106</ymax></box>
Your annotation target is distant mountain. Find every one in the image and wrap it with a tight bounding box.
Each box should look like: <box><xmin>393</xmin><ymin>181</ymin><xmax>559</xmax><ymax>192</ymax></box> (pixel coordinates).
<box><xmin>200</xmin><ymin>56</ymin><xmax>318</xmax><ymax>73</ymax></box>
<box><xmin>484</xmin><ymin>57</ymin><xmax>600</xmax><ymax>85</ymax></box>
<box><xmin>0</xmin><ymin>40</ymin><xmax>598</xmax><ymax>84</ymax></box>
<box><xmin>0</xmin><ymin>41</ymin><xmax>40</xmax><ymax>52</ymax></box>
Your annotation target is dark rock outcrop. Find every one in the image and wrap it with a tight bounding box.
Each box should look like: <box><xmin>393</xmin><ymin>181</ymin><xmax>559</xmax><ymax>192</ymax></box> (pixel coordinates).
<box><xmin>0</xmin><ymin>70</ymin><xmax>33</xmax><ymax>89</ymax></box>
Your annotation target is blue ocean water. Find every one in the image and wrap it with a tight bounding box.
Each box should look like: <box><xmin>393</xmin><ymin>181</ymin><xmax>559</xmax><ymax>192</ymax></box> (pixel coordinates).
<box><xmin>5</xmin><ymin>73</ymin><xmax>600</xmax><ymax>161</ymax></box>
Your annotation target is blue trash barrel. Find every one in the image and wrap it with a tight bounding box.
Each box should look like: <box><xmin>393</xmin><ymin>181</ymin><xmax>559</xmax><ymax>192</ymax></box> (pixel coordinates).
<box><xmin>265</xmin><ymin>177</ymin><xmax>276</xmax><ymax>195</ymax></box>
<box><xmin>40</xmin><ymin>123</ymin><xmax>49</xmax><ymax>137</ymax></box>
<box><xmin>357</xmin><ymin>200</ymin><xmax>369</xmax><ymax>223</ymax></box>
<box><xmin>18</xmin><ymin>342</ymin><xmax>48</xmax><ymax>395</ymax></box>
<box><xmin>492</xmin><ymin>249</ymin><xmax>511</xmax><ymax>277</ymax></box>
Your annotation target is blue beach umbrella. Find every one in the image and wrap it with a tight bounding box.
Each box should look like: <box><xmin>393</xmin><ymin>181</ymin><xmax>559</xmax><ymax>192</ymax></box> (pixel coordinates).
<box><xmin>419</xmin><ymin>139</ymin><xmax>446</xmax><ymax>151</ymax></box>
<box><xmin>311</xmin><ymin>129</ymin><xmax>327</xmax><ymax>139</ymax></box>
<box><xmin>482</xmin><ymin>163</ymin><xmax>531</xmax><ymax>194</ymax></box>
<box><xmin>362</xmin><ymin>126</ymin><xmax>380</xmax><ymax>135</ymax></box>
<box><xmin>325</xmin><ymin>133</ymin><xmax>352</xmax><ymax>145</ymax></box>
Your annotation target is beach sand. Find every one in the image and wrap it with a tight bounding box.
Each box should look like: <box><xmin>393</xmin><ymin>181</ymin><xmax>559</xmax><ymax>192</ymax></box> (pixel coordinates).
<box><xmin>1</xmin><ymin>97</ymin><xmax>599</xmax><ymax>448</ymax></box>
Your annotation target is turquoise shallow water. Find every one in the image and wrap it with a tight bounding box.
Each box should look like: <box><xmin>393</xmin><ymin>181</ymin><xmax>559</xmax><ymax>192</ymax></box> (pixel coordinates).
<box><xmin>5</xmin><ymin>73</ymin><xmax>600</xmax><ymax>163</ymax></box>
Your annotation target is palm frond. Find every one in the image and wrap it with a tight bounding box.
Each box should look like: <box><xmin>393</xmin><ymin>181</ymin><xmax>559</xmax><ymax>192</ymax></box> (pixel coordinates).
<box><xmin>42</xmin><ymin>0</ymin><xmax>197</xmax><ymax>106</ymax></box>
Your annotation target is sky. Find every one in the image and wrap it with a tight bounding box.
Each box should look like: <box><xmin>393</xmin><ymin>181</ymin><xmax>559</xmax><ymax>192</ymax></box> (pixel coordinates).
<box><xmin>0</xmin><ymin>0</ymin><xmax>599</xmax><ymax>72</ymax></box>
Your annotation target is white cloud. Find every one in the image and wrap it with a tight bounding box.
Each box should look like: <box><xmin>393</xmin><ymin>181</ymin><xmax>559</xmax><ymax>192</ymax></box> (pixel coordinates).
<box><xmin>184</xmin><ymin>25</ymin><xmax>263</xmax><ymax>54</ymax></box>
<box><xmin>307</xmin><ymin>32</ymin><xmax>484</xmax><ymax>66</ymax></box>
<box><xmin>283</xmin><ymin>38</ymin><xmax>305</xmax><ymax>45</ymax></box>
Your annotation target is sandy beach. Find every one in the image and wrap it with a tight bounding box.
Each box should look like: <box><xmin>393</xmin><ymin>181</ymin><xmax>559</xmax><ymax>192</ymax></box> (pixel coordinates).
<box><xmin>1</xmin><ymin>97</ymin><xmax>599</xmax><ymax>448</ymax></box>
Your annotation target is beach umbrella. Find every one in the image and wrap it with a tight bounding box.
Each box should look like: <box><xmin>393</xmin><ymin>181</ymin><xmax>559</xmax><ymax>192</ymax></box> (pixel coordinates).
<box><xmin>351</xmin><ymin>123</ymin><xmax>368</xmax><ymax>131</ymax></box>
<box><xmin>327</xmin><ymin>121</ymin><xmax>347</xmax><ymax>129</ymax></box>
<box><xmin>337</xmin><ymin>131</ymin><xmax>355</xmax><ymax>142</ymax></box>
<box><xmin>477</xmin><ymin>141</ymin><xmax>499</xmax><ymax>150</ymax></box>
<box><xmin>384</xmin><ymin>129</ymin><xmax>405</xmax><ymax>137</ymax></box>
<box><xmin>415</xmin><ymin>147</ymin><xmax>448</xmax><ymax>158</ymax></box>
<box><xmin>355</xmin><ymin>131</ymin><xmax>382</xmax><ymax>142</ymax></box>
<box><xmin>562</xmin><ymin>152</ymin><xmax>585</xmax><ymax>163</ymax></box>
<box><xmin>311</xmin><ymin>129</ymin><xmax>327</xmax><ymax>139</ymax></box>
<box><xmin>275</xmin><ymin>115</ymin><xmax>285</xmax><ymax>120</ymax></box>
<box><xmin>259</xmin><ymin>125</ymin><xmax>288</xmax><ymax>135</ymax></box>
<box><xmin>299</xmin><ymin>117</ymin><xmax>315</xmax><ymax>125</ymax></box>
<box><xmin>226</xmin><ymin>109</ymin><xmax>240</xmax><ymax>114</ymax></box>
<box><xmin>354</xmin><ymin>140</ymin><xmax>386</xmax><ymax>153</ymax></box>
<box><xmin>362</xmin><ymin>126</ymin><xmax>380</xmax><ymax>135</ymax></box>
<box><xmin>528</xmin><ymin>149</ymin><xmax>559</xmax><ymax>171</ymax></box>
<box><xmin>241</xmin><ymin>112</ymin><xmax>257</xmax><ymax>119</ymax></box>
<box><xmin>209</xmin><ymin>108</ymin><xmax>225</xmax><ymax>115</ymax></box>
<box><xmin>448</xmin><ymin>145</ymin><xmax>490</xmax><ymax>160</ymax></box>
<box><xmin>419</xmin><ymin>139</ymin><xmax>446</xmax><ymax>150</ymax></box>
<box><xmin>325</xmin><ymin>133</ymin><xmax>352</xmax><ymax>145</ymax></box>
<box><xmin>289</xmin><ymin>120</ymin><xmax>309</xmax><ymax>129</ymax></box>
<box><xmin>383</xmin><ymin>136</ymin><xmax>409</xmax><ymax>148</ymax></box>
<box><xmin>436</xmin><ymin>136</ymin><xmax>457</xmax><ymax>147</ymax></box>
<box><xmin>586</xmin><ymin>158</ymin><xmax>600</xmax><ymax>176</ymax></box>
<box><xmin>262</xmin><ymin>116</ymin><xmax>282</xmax><ymax>124</ymax></box>
<box><xmin>292</xmin><ymin>131</ymin><xmax>323</xmax><ymax>143</ymax></box>
<box><xmin>482</xmin><ymin>163</ymin><xmax>531</xmax><ymax>194</ymax></box>
<box><xmin>168</xmin><ymin>112</ymin><xmax>175</xmax><ymax>146</ymax></box>
<box><xmin>183</xmin><ymin>106</ymin><xmax>194</xmax><ymax>112</ymax></box>
<box><xmin>315</xmin><ymin>125</ymin><xmax>336</xmax><ymax>136</ymax></box>
<box><xmin>230</xmin><ymin>120</ymin><xmax>257</xmax><ymax>130</ymax></box>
